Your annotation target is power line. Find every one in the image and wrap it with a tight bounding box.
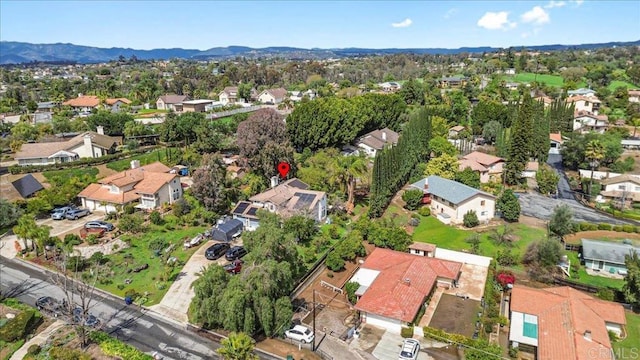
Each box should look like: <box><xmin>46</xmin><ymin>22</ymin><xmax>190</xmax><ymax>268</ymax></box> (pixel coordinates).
<box><xmin>422</xmin><ymin>331</ymin><xmax>510</xmax><ymax>360</ymax></box>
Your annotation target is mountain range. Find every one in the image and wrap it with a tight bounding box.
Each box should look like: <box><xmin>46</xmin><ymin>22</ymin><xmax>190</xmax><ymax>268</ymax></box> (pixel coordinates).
<box><xmin>1</xmin><ymin>40</ymin><xmax>639</xmax><ymax>65</ymax></box>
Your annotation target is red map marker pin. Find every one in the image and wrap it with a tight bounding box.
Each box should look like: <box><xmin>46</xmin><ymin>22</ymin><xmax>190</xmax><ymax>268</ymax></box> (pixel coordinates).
<box><xmin>277</xmin><ymin>162</ymin><xmax>290</xmax><ymax>178</ymax></box>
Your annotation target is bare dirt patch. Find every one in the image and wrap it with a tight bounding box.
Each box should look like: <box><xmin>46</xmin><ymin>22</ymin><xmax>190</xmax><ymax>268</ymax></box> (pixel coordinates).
<box><xmin>564</xmin><ymin>230</ymin><xmax>640</xmax><ymax>245</ymax></box>
<box><xmin>95</xmin><ymin>164</ymin><xmax>118</xmax><ymax>179</ymax></box>
<box><xmin>428</xmin><ymin>294</ymin><xmax>480</xmax><ymax>337</ymax></box>
<box><xmin>256</xmin><ymin>339</ymin><xmax>321</xmax><ymax>360</ymax></box>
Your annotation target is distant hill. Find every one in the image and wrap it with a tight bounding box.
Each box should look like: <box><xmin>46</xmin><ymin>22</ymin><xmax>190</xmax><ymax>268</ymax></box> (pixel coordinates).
<box><xmin>1</xmin><ymin>40</ymin><xmax>639</xmax><ymax>65</ymax></box>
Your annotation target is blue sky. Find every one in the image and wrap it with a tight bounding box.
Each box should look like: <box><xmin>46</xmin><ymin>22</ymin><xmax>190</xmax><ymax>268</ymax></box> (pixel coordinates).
<box><xmin>1</xmin><ymin>1</ymin><xmax>639</xmax><ymax>50</ymax></box>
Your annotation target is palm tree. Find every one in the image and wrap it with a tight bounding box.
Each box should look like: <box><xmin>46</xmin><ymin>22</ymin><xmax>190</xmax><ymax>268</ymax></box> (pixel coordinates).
<box><xmin>585</xmin><ymin>140</ymin><xmax>605</xmax><ymax>199</ymax></box>
<box><xmin>331</xmin><ymin>154</ymin><xmax>369</xmax><ymax>213</ymax></box>
<box><xmin>12</xmin><ymin>214</ymin><xmax>36</xmax><ymax>253</ymax></box>
<box><xmin>631</xmin><ymin>117</ymin><xmax>640</xmax><ymax>138</ymax></box>
<box><xmin>217</xmin><ymin>332</ymin><xmax>258</xmax><ymax>360</ymax></box>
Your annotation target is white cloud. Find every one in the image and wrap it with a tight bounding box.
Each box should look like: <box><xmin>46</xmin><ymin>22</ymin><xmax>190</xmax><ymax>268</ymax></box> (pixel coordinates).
<box><xmin>572</xmin><ymin>0</ymin><xmax>584</xmax><ymax>6</ymax></box>
<box><xmin>477</xmin><ymin>11</ymin><xmax>517</xmax><ymax>30</ymax></box>
<box><xmin>521</xmin><ymin>6</ymin><xmax>550</xmax><ymax>25</ymax></box>
<box><xmin>443</xmin><ymin>8</ymin><xmax>458</xmax><ymax>19</ymax></box>
<box><xmin>391</xmin><ymin>18</ymin><xmax>412</xmax><ymax>28</ymax></box>
<box><xmin>544</xmin><ymin>1</ymin><xmax>566</xmax><ymax>8</ymax></box>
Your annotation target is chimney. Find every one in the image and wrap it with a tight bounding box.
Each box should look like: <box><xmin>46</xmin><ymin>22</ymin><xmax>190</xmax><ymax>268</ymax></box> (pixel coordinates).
<box><xmin>83</xmin><ymin>134</ymin><xmax>92</xmax><ymax>153</ymax></box>
<box><xmin>584</xmin><ymin>330</ymin><xmax>592</xmax><ymax>341</ymax></box>
<box><xmin>381</xmin><ymin>131</ymin><xmax>387</xmax><ymax>141</ymax></box>
<box><xmin>270</xmin><ymin>176</ymin><xmax>279</xmax><ymax>188</ymax></box>
<box><xmin>78</xmin><ymin>93</ymin><xmax>83</xmax><ymax>98</ymax></box>
<box><xmin>131</xmin><ymin>160</ymin><xmax>140</xmax><ymax>169</ymax></box>
<box><xmin>404</xmin><ymin>278</ymin><xmax>411</xmax><ymax>285</ymax></box>
<box><xmin>96</xmin><ymin>125</ymin><xmax>104</xmax><ymax>135</ymax></box>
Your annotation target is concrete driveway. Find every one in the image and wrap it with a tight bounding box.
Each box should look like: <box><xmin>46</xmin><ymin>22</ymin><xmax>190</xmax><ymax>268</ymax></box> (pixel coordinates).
<box><xmin>372</xmin><ymin>331</ymin><xmax>433</xmax><ymax>360</ymax></box>
<box><xmin>38</xmin><ymin>212</ymin><xmax>105</xmax><ymax>237</ymax></box>
<box><xmin>149</xmin><ymin>238</ymin><xmax>243</xmax><ymax>323</ymax></box>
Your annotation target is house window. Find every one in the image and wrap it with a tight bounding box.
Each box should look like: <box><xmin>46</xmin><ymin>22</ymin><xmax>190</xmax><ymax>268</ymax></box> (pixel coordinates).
<box><xmin>481</xmin><ymin>200</ymin><xmax>486</xmax><ymax>206</ymax></box>
<box><xmin>618</xmin><ymin>185</ymin><xmax>626</xmax><ymax>190</ymax></box>
<box><xmin>635</xmin><ymin>186</ymin><xmax>640</xmax><ymax>192</ymax></box>
<box><xmin>481</xmin><ymin>211</ymin><xmax>488</xmax><ymax>216</ymax></box>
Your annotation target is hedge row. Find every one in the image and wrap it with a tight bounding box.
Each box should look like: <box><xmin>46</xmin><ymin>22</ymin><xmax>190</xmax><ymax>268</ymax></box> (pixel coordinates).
<box><xmin>89</xmin><ymin>331</ymin><xmax>154</xmax><ymax>360</ymax></box>
<box><xmin>575</xmin><ymin>222</ymin><xmax>640</xmax><ymax>233</ymax></box>
<box><xmin>0</xmin><ymin>309</ymin><xmax>38</xmax><ymax>342</ymax></box>
<box><xmin>8</xmin><ymin>147</ymin><xmax>157</xmax><ymax>175</ymax></box>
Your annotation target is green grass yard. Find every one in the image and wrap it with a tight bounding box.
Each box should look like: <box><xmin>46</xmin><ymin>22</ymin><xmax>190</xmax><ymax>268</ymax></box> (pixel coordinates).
<box><xmin>106</xmin><ymin>148</ymin><xmax>180</xmax><ymax>171</ymax></box>
<box><xmin>608</xmin><ymin>80</ymin><xmax>640</xmax><ymax>91</ymax></box>
<box><xmin>95</xmin><ymin>223</ymin><xmax>206</xmax><ymax>305</ymax></box>
<box><xmin>565</xmin><ymin>252</ymin><xmax>625</xmax><ymax>290</ymax></box>
<box><xmin>614</xmin><ymin>311</ymin><xmax>640</xmax><ymax>354</ymax></box>
<box><xmin>42</xmin><ymin>167</ymin><xmax>99</xmax><ymax>183</ymax></box>
<box><xmin>136</xmin><ymin>109</ymin><xmax>168</xmax><ymax>115</ymax></box>
<box><xmin>505</xmin><ymin>72</ymin><xmax>586</xmax><ymax>88</ymax></box>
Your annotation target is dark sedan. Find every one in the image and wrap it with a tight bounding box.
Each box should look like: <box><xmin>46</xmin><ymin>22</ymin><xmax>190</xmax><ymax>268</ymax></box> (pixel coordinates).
<box><xmin>225</xmin><ymin>246</ymin><xmax>247</xmax><ymax>261</ymax></box>
<box><xmin>205</xmin><ymin>243</ymin><xmax>230</xmax><ymax>260</ymax></box>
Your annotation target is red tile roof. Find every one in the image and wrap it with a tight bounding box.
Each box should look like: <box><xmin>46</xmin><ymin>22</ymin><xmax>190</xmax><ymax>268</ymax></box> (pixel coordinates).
<box><xmin>408</xmin><ymin>242</ymin><xmax>436</xmax><ymax>253</ymax></box>
<box><xmin>462</xmin><ymin>151</ymin><xmax>504</xmax><ymax>167</ymax></box>
<box><xmin>510</xmin><ymin>285</ymin><xmax>626</xmax><ymax>360</ymax></box>
<box><xmin>550</xmin><ymin>132</ymin><xmax>563</xmax><ymax>144</ymax></box>
<box><xmin>355</xmin><ymin>248</ymin><xmax>462</xmax><ymax>322</ymax></box>
<box><xmin>63</xmin><ymin>95</ymin><xmax>100</xmax><ymax>108</ymax></box>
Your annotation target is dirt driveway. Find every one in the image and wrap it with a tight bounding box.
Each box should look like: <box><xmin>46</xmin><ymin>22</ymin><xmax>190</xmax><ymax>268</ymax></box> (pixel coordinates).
<box><xmin>149</xmin><ymin>238</ymin><xmax>242</xmax><ymax>322</ymax></box>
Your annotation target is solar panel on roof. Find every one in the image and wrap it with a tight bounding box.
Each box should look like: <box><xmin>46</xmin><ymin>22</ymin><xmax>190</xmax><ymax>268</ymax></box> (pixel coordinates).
<box><xmin>233</xmin><ymin>202</ymin><xmax>249</xmax><ymax>214</ymax></box>
<box><xmin>288</xmin><ymin>179</ymin><xmax>309</xmax><ymax>190</ymax></box>
<box><xmin>247</xmin><ymin>207</ymin><xmax>258</xmax><ymax>216</ymax></box>
<box><xmin>293</xmin><ymin>192</ymin><xmax>316</xmax><ymax>209</ymax></box>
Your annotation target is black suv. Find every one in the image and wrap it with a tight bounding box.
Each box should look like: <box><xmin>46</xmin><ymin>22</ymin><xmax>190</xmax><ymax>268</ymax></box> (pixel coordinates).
<box><xmin>225</xmin><ymin>246</ymin><xmax>247</xmax><ymax>261</ymax></box>
<box><xmin>205</xmin><ymin>243</ymin><xmax>230</xmax><ymax>260</ymax></box>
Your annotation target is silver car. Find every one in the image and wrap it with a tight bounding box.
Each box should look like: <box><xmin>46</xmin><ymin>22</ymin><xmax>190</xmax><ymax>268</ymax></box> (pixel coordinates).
<box><xmin>51</xmin><ymin>206</ymin><xmax>75</xmax><ymax>220</ymax></box>
<box><xmin>399</xmin><ymin>338</ymin><xmax>420</xmax><ymax>360</ymax></box>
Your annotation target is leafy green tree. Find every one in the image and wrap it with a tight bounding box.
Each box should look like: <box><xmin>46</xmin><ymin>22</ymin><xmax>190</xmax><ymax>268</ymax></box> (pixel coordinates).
<box><xmin>0</xmin><ymin>199</ymin><xmax>22</xmax><ymax>228</ymax></box>
<box><xmin>505</xmin><ymin>94</ymin><xmax>534</xmax><ymax>185</ymax></box>
<box><xmin>283</xmin><ymin>216</ymin><xmax>317</xmax><ymax>243</ymax></box>
<box><xmin>463</xmin><ymin>210</ymin><xmax>479</xmax><ymax>228</ymax></box>
<box><xmin>548</xmin><ymin>204</ymin><xmax>574</xmax><ymax>241</ymax></box>
<box><xmin>399</xmin><ymin>78</ymin><xmax>424</xmax><ymax>105</ymax></box>
<box><xmin>217</xmin><ymin>332</ymin><xmax>258</xmax><ymax>360</ymax></box>
<box><xmin>402</xmin><ymin>189</ymin><xmax>424</xmax><ymax>211</ymax></box>
<box><xmin>13</xmin><ymin>214</ymin><xmax>36</xmax><ymax>252</ymax></box>
<box><xmin>10</xmin><ymin>121</ymin><xmax>39</xmax><ymax>142</ymax></box>
<box><xmin>428</xmin><ymin>136</ymin><xmax>457</xmax><ymax>157</ymax></box>
<box><xmin>332</xmin><ymin>154</ymin><xmax>368</xmax><ymax>211</ymax></box>
<box><xmin>368</xmin><ymin>222</ymin><xmax>412</xmax><ymax>251</ymax></box>
<box><xmin>622</xmin><ymin>251</ymin><xmax>640</xmax><ymax>310</ymax></box>
<box><xmin>535</xmin><ymin>164</ymin><xmax>560</xmax><ymax>195</ymax></box>
<box><xmin>85</xmin><ymin>111</ymin><xmax>133</xmax><ymax>135</ymax></box>
<box><xmin>424</xmin><ymin>153</ymin><xmax>458</xmax><ymax>179</ymax></box>
<box><xmin>191</xmin><ymin>153</ymin><xmax>230</xmax><ymax>214</ymax></box>
<box><xmin>466</xmin><ymin>234</ymin><xmax>481</xmax><ymax>254</ymax></box>
<box><xmin>481</xmin><ymin>120</ymin><xmax>501</xmax><ymax>144</ymax></box>
<box><xmin>455</xmin><ymin>167</ymin><xmax>481</xmax><ymax>189</ymax></box>
<box><xmin>464</xmin><ymin>340</ymin><xmax>503</xmax><ymax>360</ymax></box>
<box><xmin>489</xmin><ymin>225</ymin><xmax>515</xmax><ymax>247</ymax></box>
<box><xmin>585</xmin><ymin>140</ymin><xmax>605</xmax><ymax>196</ymax></box>
<box><xmin>497</xmin><ymin>189</ymin><xmax>520</xmax><ymax>222</ymax></box>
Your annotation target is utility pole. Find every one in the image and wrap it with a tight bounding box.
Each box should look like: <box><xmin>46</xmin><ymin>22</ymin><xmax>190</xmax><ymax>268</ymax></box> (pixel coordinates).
<box><xmin>312</xmin><ymin>289</ymin><xmax>316</xmax><ymax>352</ymax></box>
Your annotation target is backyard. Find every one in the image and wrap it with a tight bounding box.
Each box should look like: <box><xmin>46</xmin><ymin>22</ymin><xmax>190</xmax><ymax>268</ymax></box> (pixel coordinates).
<box><xmin>106</xmin><ymin>148</ymin><xmax>180</xmax><ymax>172</ymax></box>
<box><xmin>428</xmin><ymin>294</ymin><xmax>480</xmax><ymax>338</ymax></box>
<box><xmin>613</xmin><ymin>311</ymin><xmax>640</xmax><ymax>354</ymax></box>
<box><xmin>608</xmin><ymin>80</ymin><xmax>640</xmax><ymax>91</ymax></box>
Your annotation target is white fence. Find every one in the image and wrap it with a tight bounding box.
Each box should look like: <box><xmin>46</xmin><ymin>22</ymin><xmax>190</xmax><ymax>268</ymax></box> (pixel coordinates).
<box><xmin>435</xmin><ymin>248</ymin><xmax>492</xmax><ymax>267</ymax></box>
<box><xmin>578</xmin><ymin>170</ymin><xmax>640</xmax><ymax>180</ymax></box>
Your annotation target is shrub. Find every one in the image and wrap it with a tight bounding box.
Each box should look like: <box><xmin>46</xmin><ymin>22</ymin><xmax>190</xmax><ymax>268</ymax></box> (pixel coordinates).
<box><xmin>27</xmin><ymin>344</ymin><xmax>41</xmax><ymax>355</ymax></box>
<box><xmin>0</xmin><ymin>309</ymin><xmax>36</xmax><ymax>342</ymax></box>
<box><xmin>345</xmin><ymin>281</ymin><xmax>360</xmax><ymax>304</ymax></box>
<box><xmin>496</xmin><ymin>270</ymin><xmax>516</xmax><ymax>288</ymax></box>
<box><xmin>596</xmin><ymin>288</ymin><xmax>615</xmax><ymax>301</ymax></box>
<box><xmin>328</xmin><ymin>225</ymin><xmax>340</xmax><ymax>239</ymax></box>
<box><xmin>597</xmin><ymin>223</ymin><xmax>612</xmax><ymax>231</ymax></box>
<box><xmin>49</xmin><ymin>346</ymin><xmax>92</xmax><ymax>360</ymax></box>
<box><xmin>65</xmin><ymin>256</ymin><xmax>86</xmax><ymax>271</ymax></box>
<box><xmin>496</xmin><ymin>250</ymin><xmax>517</xmax><ymax>266</ymax></box>
<box><xmin>119</xmin><ymin>214</ymin><xmax>145</xmax><ymax>233</ymax></box>
<box><xmin>63</xmin><ymin>233</ymin><xmax>82</xmax><ymax>246</ymax></box>
<box><xmin>613</xmin><ymin>225</ymin><xmax>624</xmax><ymax>232</ymax></box>
<box><xmin>86</xmin><ymin>234</ymin><xmax>100</xmax><ymax>245</ymax></box>
<box><xmin>149</xmin><ymin>210</ymin><xmax>164</xmax><ymax>225</ymax></box>
<box><xmin>124</xmin><ymin>289</ymin><xmax>139</xmax><ymax>299</ymax></box>
<box><xmin>400</xmin><ymin>326</ymin><xmax>414</xmax><ymax>338</ymax></box>
<box><xmin>326</xmin><ymin>251</ymin><xmax>345</xmax><ymax>271</ymax></box>
<box><xmin>148</xmin><ymin>238</ymin><xmax>168</xmax><ymax>252</ymax></box>
<box><xmin>623</xmin><ymin>225</ymin><xmax>635</xmax><ymax>233</ymax></box>
<box><xmin>463</xmin><ymin>210</ymin><xmax>479</xmax><ymax>228</ymax></box>
<box><xmin>418</xmin><ymin>207</ymin><xmax>431</xmax><ymax>216</ymax></box>
<box><xmin>402</xmin><ymin>189</ymin><xmax>424</xmax><ymax>211</ymax></box>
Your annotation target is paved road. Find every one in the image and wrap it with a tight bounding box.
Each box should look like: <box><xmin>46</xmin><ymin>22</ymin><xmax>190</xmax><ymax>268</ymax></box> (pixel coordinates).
<box><xmin>0</xmin><ymin>257</ymin><xmax>281</xmax><ymax>360</ymax></box>
<box><xmin>518</xmin><ymin>154</ymin><xmax>632</xmax><ymax>225</ymax></box>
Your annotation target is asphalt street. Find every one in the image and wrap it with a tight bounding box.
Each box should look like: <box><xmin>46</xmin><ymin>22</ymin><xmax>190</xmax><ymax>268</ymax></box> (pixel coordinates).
<box><xmin>518</xmin><ymin>154</ymin><xmax>633</xmax><ymax>225</ymax></box>
<box><xmin>0</xmin><ymin>257</ymin><xmax>281</xmax><ymax>360</ymax></box>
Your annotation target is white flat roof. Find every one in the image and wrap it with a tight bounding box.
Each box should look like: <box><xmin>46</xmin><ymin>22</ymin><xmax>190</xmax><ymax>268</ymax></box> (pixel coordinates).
<box><xmin>182</xmin><ymin>99</ymin><xmax>214</xmax><ymax>105</ymax></box>
<box><xmin>350</xmin><ymin>268</ymin><xmax>380</xmax><ymax>287</ymax></box>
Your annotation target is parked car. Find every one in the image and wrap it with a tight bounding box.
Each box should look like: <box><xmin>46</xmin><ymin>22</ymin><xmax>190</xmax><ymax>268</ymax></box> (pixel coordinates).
<box><xmin>399</xmin><ymin>338</ymin><xmax>420</xmax><ymax>360</ymax></box>
<box><xmin>285</xmin><ymin>325</ymin><xmax>314</xmax><ymax>343</ymax></box>
<box><xmin>65</xmin><ymin>208</ymin><xmax>90</xmax><ymax>220</ymax></box>
<box><xmin>36</xmin><ymin>296</ymin><xmax>62</xmax><ymax>316</ymax></box>
<box><xmin>205</xmin><ymin>243</ymin><xmax>230</xmax><ymax>260</ymax></box>
<box><xmin>225</xmin><ymin>246</ymin><xmax>248</xmax><ymax>261</ymax></box>
<box><xmin>51</xmin><ymin>206</ymin><xmax>75</xmax><ymax>220</ymax></box>
<box><xmin>84</xmin><ymin>220</ymin><xmax>114</xmax><ymax>231</ymax></box>
<box><xmin>72</xmin><ymin>307</ymin><xmax>100</xmax><ymax>327</ymax></box>
<box><xmin>223</xmin><ymin>259</ymin><xmax>243</xmax><ymax>274</ymax></box>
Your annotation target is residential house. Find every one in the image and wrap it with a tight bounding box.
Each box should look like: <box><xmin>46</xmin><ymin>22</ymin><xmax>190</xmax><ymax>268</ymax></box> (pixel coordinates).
<box><xmin>535</xmin><ymin>95</ymin><xmax>554</xmax><ymax>108</ymax></box>
<box><xmin>549</xmin><ymin>132</ymin><xmax>564</xmax><ymax>154</ymax></box>
<box><xmin>218</xmin><ymin>87</ymin><xmax>239</xmax><ymax>105</ymax></box>
<box><xmin>458</xmin><ymin>157</ymin><xmax>490</xmax><ymax>183</ymax></box>
<box><xmin>437</xmin><ymin>76</ymin><xmax>468</xmax><ymax>88</ymax></box>
<box><xmin>15</xmin><ymin>128</ymin><xmax>121</xmax><ymax>166</ymax></box>
<box><xmin>629</xmin><ymin>89</ymin><xmax>640</xmax><ymax>103</ymax></box>
<box><xmin>181</xmin><ymin>99</ymin><xmax>214</xmax><ymax>112</ymax></box>
<box><xmin>448</xmin><ymin>125</ymin><xmax>466</xmax><ymax>139</ymax></box>
<box><xmin>621</xmin><ymin>139</ymin><xmax>640</xmax><ymax>150</ymax></box>
<box><xmin>599</xmin><ymin>174</ymin><xmax>640</xmax><ymax>206</ymax></box>
<box><xmin>567</xmin><ymin>96</ymin><xmax>601</xmax><ymax>115</ymax></box>
<box><xmin>231</xmin><ymin>178</ymin><xmax>327</xmax><ymax>231</ymax></box>
<box><xmin>104</xmin><ymin>98</ymin><xmax>131</xmax><ymax>113</ymax></box>
<box><xmin>573</xmin><ymin>111</ymin><xmax>609</xmax><ymax>134</ymax></box>
<box><xmin>257</xmin><ymin>88</ymin><xmax>288</xmax><ymax>104</ymax></box>
<box><xmin>581</xmin><ymin>238</ymin><xmax>639</xmax><ymax>276</ymax></box>
<box><xmin>509</xmin><ymin>285</ymin><xmax>626</xmax><ymax>359</ymax></box>
<box><xmin>568</xmin><ymin>88</ymin><xmax>597</xmax><ymax>98</ymax></box>
<box><xmin>156</xmin><ymin>95</ymin><xmax>190</xmax><ymax>111</ymax></box>
<box><xmin>289</xmin><ymin>89</ymin><xmax>317</xmax><ymax>102</ymax></box>
<box><xmin>459</xmin><ymin>151</ymin><xmax>505</xmax><ymax>183</ymax></box>
<box><xmin>356</xmin><ymin>128</ymin><xmax>400</xmax><ymax>157</ymax></box>
<box><xmin>36</xmin><ymin>101</ymin><xmax>57</xmax><ymax>113</ymax></box>
<box><xmin>504</xmin><ymin>82</ymin><xmax>520</xmax><ymax>91</ymax></box>
<box><xmin>78</xmin><ymin>161</ymin><xmax>182</xmax><ymax>213</ymax></box>
<box><xmin>352</xmin><ymin>248</ymin><xmax>462</xmax><ymax>333</ymax></box>
<box><xmin>408</xmin><ymin>176</ymin><xmax>496</xmax><ymax>225</ymax></box>
<box><xmin>408</xmin><ymin>242</ymin><xmax>436</xmax><ymax>257</ymax></box>
<box><xmin>522</xmin><ymin>162</ymin><xmax>539</xmax><ymax>178</ymax></box>
<box><xmin>377</xmin><ymin>82</ymin><xmax>402</xmax><ymax>92</ymax></box>
<box><xmin>504</xmin><ymin>68</ymin><xmax>516</xmax><ymax>75</ymax></box>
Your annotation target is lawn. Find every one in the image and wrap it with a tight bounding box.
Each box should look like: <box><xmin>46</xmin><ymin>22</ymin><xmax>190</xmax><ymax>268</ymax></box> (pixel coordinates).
<box><xmin>106</xmin><ymin>148</ymin><xmax>179</xmax><ymax>171</ymax></box>
<box><xmin>608</xmin><ymin>80</ymin><xmax>640</xmax><ymax>91</ymax></box>
<box><xmin>505</xmin><ymin>72</ymin><xmax>587</xmax><ymax>88</ymax></box>
<box><xmin>95</xmin><ymin>223</ymin><xmax>206</xmax><ymax>305</ymax></box>
<box><xmin>411</xmin><ymin>215</ymin><xmax>546</xmax><ymax>259</ymax></box>
<box><xmin>565</xmin><ymin>252</ymin><xmax>625</xmax><ymax>290</ymax></box>
<box><xmin>42</xmin><ymin>167</ymin><xmax>99</xmax><ymax>183</ymax></box>
<box><xmin>614</xmin><ymin>311</ymin><xmax>640</xmax><ymax>354</ymax></box>
<box><xmin>136</xmin><ymin>108</ymin><xmax>167</xmax><ymax>115</ymax></box>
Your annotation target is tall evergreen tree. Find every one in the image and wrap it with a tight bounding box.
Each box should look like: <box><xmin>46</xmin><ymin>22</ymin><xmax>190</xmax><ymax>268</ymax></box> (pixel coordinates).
<box><xmin>505</xmin><ymin>94</ymin><xmax>534</xmax><ymax>185</ymax></box>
